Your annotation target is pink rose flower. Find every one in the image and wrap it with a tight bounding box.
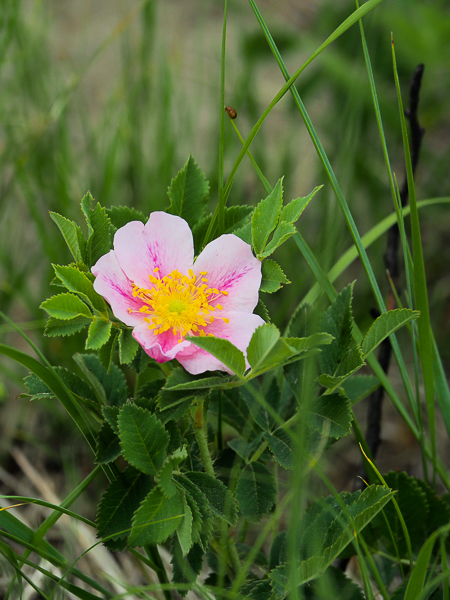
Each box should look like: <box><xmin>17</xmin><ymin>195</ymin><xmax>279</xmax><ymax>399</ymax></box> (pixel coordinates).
<box><xmin>92</xmin><ymin>212</ymin><xmax>264</xmax><ymax>375</ymax></box>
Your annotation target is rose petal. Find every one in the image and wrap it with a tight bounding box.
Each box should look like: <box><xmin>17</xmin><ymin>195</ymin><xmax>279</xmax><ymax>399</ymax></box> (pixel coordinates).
<box><xmin>132</xmin><ymin>321</ymin><xmax>195</xmax><ymax>363</ymax></box>
<box><xmin>114</xmin><ymin>212</ymin><xmax>194</xmax><ymax>288</ymax></box>
<box><xmin>177</xmin><ymin>311</ymin><xmax>265</xmax><ymax>375</ymax></box>
<box><xmin>193</xmin><ymin>234</ymin><xmax>262</xmax><ymax>313</ymax></box>
<box><xmin>92</xmin><ymin>251</ymin><xmax>144</xmax><ymax>326</ymax></box>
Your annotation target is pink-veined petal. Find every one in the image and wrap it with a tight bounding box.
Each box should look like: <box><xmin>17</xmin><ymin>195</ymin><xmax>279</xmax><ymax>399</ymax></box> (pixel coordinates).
<box><xmin>92</xmin><ymin>250</ymin><xmax>144</xmax><ymax>326</ymax></box>
<box><xmin>132</xmin><ymin>321</ymin><xmax>196</xmax><ymax>363</ymax></box>
<box><xmin>177</xmin><ymin>311</ymin><xmax>265</xmax><ymax>375</ymax></box>
<box><xmin>193</xmin><ymin>234</ymin><xmax>262</xmax><ymax>313</ymax></box>
<box><xmin>114</xmin><ymin>212</ymin><xmax>194</xmax><ymax>288</ymax></box>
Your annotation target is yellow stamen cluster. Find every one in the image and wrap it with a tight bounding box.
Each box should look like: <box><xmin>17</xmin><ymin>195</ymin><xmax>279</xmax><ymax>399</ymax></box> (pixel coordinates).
<box><xmin>129</xmin><ymin>268</ymin><xmax>229</xmax><ymax>342</ymax></box>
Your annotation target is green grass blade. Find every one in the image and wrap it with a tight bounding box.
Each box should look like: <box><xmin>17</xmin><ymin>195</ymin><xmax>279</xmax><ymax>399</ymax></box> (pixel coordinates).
<box><xmin>392</xmin><ymin>37</ymin><xmax>437</xmax><ymax>482</ymax></box>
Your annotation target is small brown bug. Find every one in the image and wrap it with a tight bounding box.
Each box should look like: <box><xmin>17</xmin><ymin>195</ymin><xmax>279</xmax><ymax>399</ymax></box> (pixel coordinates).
<box><xmin>225</xmin><ymin>106</ymin><xmax>237</xmax><ymax>119</ymax></box>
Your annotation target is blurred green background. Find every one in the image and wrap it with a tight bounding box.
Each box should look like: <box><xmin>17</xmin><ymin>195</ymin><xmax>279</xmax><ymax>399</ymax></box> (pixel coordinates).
<box><xmin>0</xmin><ymin>0</ymin><xmax>449</xmax><ymax>480</ymax></box>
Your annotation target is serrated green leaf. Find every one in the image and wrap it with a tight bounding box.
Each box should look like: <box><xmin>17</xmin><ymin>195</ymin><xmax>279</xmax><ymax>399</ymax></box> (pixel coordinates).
<box><xmin>252</xmin><ymin>178</ymin><xmax>284</xmax><ymax>255</ymax></box>
<box><xmin>167</xmin><ymin>155</ymin><xmax>209</xmax><ymax>228</ymax></box>
<box><xmin>319</xmin><ymin>283</ymin><xmax>354</xmax><ymax>375</ymax></box>
<box><xmin>98</xmin><ymin>328</ymin><xmax>119</xmax><ymax>371</ymax></box>
<box><xmin>158</xmin><ymin>447</ymin><xmax>188</xmax><ymax>499</ymax></box>
<box><xmin>341</xmin><ymin>375</ymin><xmax>380</xmax><ymax>405</ymax></box>
<box><xmin>40</xmin><ymin>293</ymin><xmax>92</xmax><ymax>320</ymax></box>
<box><xmin>129</xmin><ymin>486</ymin><xmax>184</xmax><ymax>547</ymax></box>
<box><xmin>49</xmin><ymin>212</ymin><xmax>85</xmax><ymax>263</ymax></box>
<box><xmin>273</xmin><ymin>485</ymin><xmax>395</xmax><ymax>588</ymax></box>
<box><xmin>254</xmin><ymin>298</ymin><xmax>270</xmax><ymax>322</ymax></box>
<box><xmin>240</xmin><ymin>384</ymin><xmax>272</xmax><ymax>431</ymax></box>
<box><xmin>118</xmin><ymin>328</ymin><xmax>138</xmax><ymax>364</ymax></box>
<box><xmin>235</xmin><ymin>462</ymin><xmax>277</xmax><ymax>523</ymax></box>
<box><xmin>85</xmin><ymin>318</ymin><xmax>112</xmax><ymax>350</ymax></box>
<box><xmin>186</xmin><ymin>336</ymin><xmax>246</xmax><ymax>376</ymax></box>
<box><xmin>247</xmin><ymin>323</ymin><xmax>281</xmax><ymax>369</ymax></box>
<box><xmin>44</xmin><ymin>316</ymin><xmax>91</xmax><ymax>337</ymax></box>
<box><xmin>118</xmin><ymin>404</ymin><xmax>169</xmax><ymax>475</ymax></box>
<box><xmin>362</xmin><ymin>308</ymin><xmax>420</xmax><ymax>358</ymax></box>
<box><xmin>171</xmin><ymin>540</ymin><xmax>204</xmax><ymax>596</ymax></box>
<box><xmin>308</xmin><ymin>393</ymin><xmax>352</xmax><ymax>438</ymax></box>
<box><xmin>106</xmin><ymin>206</ymin><xmax>147</xmax><ymax>230</ymax></box>
<box><xmin>185</xmin><ymin>472</ymin><xmax>238</xmax><ymax>526</ymax></box>
<box><xmin>95</xmin><ymin>420</ymin><xmax>121</xmax><ymax>464</ymax></box>
<box><xmin>303</xmin><ymin>566</ymin><xmax>365</xmax><ymax>600</ymax></box>
<box><xmin>279</xmin><ymin>186</ymin><xmax>322</xmax><ymax>224</ymax></box>
<box><xmin>52</xmin><ymin>264</ymin><xmax>107</xmax><ymax>315</ymax></box>
<box><xmin>260</xmin><ymin>259</ymin><xmax>290</xmax><ymax>293</ymax></box>
<box><xmin>259</xmin><ymin>221</ymin><xmax>296</xmax><ymax>259</ymax></box>
<box><xmin>264</xmin><ymin>430</ymin><xmax>294</xmax><ymax>469</ymax></box>
<box><xmin>177</xmin><ymin>495</ymin><xmax>193</xmax><ymax>556</ymax></box>
<box><xmin>317</xmin><ymin>345</ymin><xmax>365</xmax><ymax>392</ymax></box>
<box><xmin>97</xmin><ymin>466</ymin><xmax>152</xmax><ymax>548</ymax></box>
<box><xmin>228</xmin><ymin>433</ymin><xmax>264</xmax><ymax>461</ymax></box>
<box><xmin>174</xmin><ymin>475</ymin><xmax>213</xmax><ymax>550</ymax></box>
<box><xmin>242</xmin><ymin>580</ymin><xmax>272</xmax><ymax>600</ymax></box>
<box><xmin>74</xmin><ymin>353</ymin><xmax>127</xmax><ymax>407</ymax></box>
<box><xmin>159</xmin><ymin>368</ymin><xmax>231</xmax><ymax>410</ymax></box>
<box><xmin>103</xmin><ymin>405</ymin><xmax>119</xmax><ymax>434</ymax></box>
<box><xmin>234</xmin><ymin>221</ymin><xmax>252</xmax><ymax>244</ymax></box>
<box><xmin>81</xmin><ymin>191</ymin><xmax>112</xmax><ymax>267</ymax></box>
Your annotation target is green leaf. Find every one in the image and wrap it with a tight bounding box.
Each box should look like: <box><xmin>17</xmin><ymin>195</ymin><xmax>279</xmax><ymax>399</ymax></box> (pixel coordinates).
<box><xmin>260</xmin><ymin>259</ymin><xmax>290</xmax><ymax>293</ymax></box>
<box><xmin>319</xmin><ymin>283</ymin><xmax>354</xmax><ymax>375</ymax></box>
<box><xmin>185</xmin><ymin>472</ymin><xmax>238</xmax><ymax>526</ymax></box>
<box><xmin>247</xmin><ymin>323</ymin><xmax>281</xmax><ymax>370</ymax></box>
<box><xmin>40</xmin><ymin>293</ymin><xmax>92</xmax><ymax>320</ymax></box>
<box><xmin>234</xmin><ymin>221</ymin><xmax>252</xmax><ymax>244</ymax></box>
<box><xmin>271</xmin><ymin>485</ymin><xmax>395</xmax><ymax>589</ymax></box>
<box><xmin>106</xmin><ymin>206</ymin><xmax>147</xmax><ymax>231</ymax></box>
<box><xmin>279</xmin><ymin>186</ymin><xmax>322</xmax><ymax>224</ymax></box>
<box><xmin>49</xmin><ymin>211</ymin><xmax>85</xmax><ymax>263</ymax></box>
<box><xmin>317</xmin><ymin>345</ymin><xmax>365</xmax><ymax>392</ymax></box>
<box><xmin>81</xmin><ymin>191</ymin><xmax>112</xmax><ymax>267</ymax></box>
<box><xmin>97</xmin><ymin>466</ymin><xmax>152</xmax><ymax>549</ymax></box>
<box><xmin>167</xmin><ymin>155</ymin><xmax>209</xmax><ymax>228</ymax></box>
<box><xmin>85</xmin><ymin>318</ymin><xmax>112</xmax><ymax>350</ymax></box>
<box><xmin>158</xmin><ymin>447</ymin><xmax>188</xmax><ymax>499</ymax></box>
<box><xmin>159</xmin><ymin>368</ymin><xmax>231</xmax><ymax>410</ymax></box>
<box><xmin>53</xmin><ymin>264</ymin><xmax>108</xmax><ymax>315</ymax></box>
<box><xmin>44</xmin><ymin>316</ymin><xmax>91</xmax><ymax>337</ymax></box>
<box><xmin>259</xmin><ymin>221</ymin><xmax>296</xmax><ymax>259</ymax></box>
<box><xmin>118</xmin><ymin>404</ymin><xmax>169</xmax><ymax>476</ymax></box>
<box><xmin>308</xmin><ymin>393</ymin><xmax>352</xmax><ymax>439</ymax></box>
<box><xmin>174</xmin><ymin>475</ymin><xmax>214</xmax><ymax>550</ymax></box>
<box><xmin>129</xmin><ymin>486</ymin><xmax>184</xmax><ymax>547</ymax></box>
<box><xmin>252</xmin><ymin>178</ymin><xmax>284</xmax><ymax>255</ymax></box>
<box><xmin>74</xmin><ymin>353</ymin><xmax>127</xmax><ymax>407</ymax></box>
<box><xmin>228</xmin><ymin>433</ymin><xmax>265</xmax><ymax>461</ymax></box>
<box><xmin>240</xmin><ymin>384</ymin><xmax>272</xmax><ymax>431</ymax></box>
<box><xmin>172</xmin><ymin>541</ymin><xmax>204</xmax><ymax>597</ymax></box>
<box><xmin>242</xmin><ymin>580</ymin><xmax>273</xmax><ymax>600</ymax></box>
<box><xmin>341</xmin><ymin>375</ymin><xmax>380</xmax><ymax>405</ymax></box>
<box><xmin>177</xmin><ymin>495</ymin><xmax>193</xmax><ymax>556</ymax></box>
<box><xmin>264</xmin><ymin>430</ymin><xmax>294</xmax><ymax>470</ymax></box>
<box><xmin>118</xmin><ymin>328</ymin><xmax>139</xmax><ymax>364</ymax></box>
<box><xmin>254</xmin><ymin>297</ymin><xmax>270</xmax><ymax>322</ymax></box>
<box><xmin>103</xmin><ymin>405</ymin><xmax>119</xmax><ymax>434</ymax></box>
<box><xmin>362</xmin><ymin>308</ymin><xmax>420</xmax><ymax>358</ymax></box>
<box><xmin>235</xmin><ymin>462</ymin><xmax>277</xmax><ymax>522</ymax></box>
<box><xmin>303</xmin><ymin>566</ymin><xmax>365</xmax><ymax>600</ymax></box>
<box><xmin>185</xmin><ymin>336</ymin><xmax>246</xmax><ymax>376</ymax></box>
<box><xmin>23</xmin><ymin>368</ymin><xmax>96</xmax><ymax>405</ymax></box>
<box><xmin>98</xmin><ymin>328</ymin><xmax>119</xmax><ymax>371</ymax></box>
<box><xmin>95</xmin><ymin>420</ymin><xmax>121</xmax><ymax>464</ymax></box>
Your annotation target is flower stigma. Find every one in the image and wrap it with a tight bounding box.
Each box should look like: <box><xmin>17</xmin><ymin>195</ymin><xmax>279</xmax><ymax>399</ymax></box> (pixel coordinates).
<box><xmin>129</xmin><ymin>268</ymin><xmax>229</xmax><ymax>342</ymax></box>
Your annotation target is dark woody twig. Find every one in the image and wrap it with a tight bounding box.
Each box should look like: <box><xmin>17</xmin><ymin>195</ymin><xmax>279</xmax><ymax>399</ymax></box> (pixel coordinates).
<box><xmin>364</xmin><ymin>64</ymin><xmax>425</xmax><ymax>465</ymax></box>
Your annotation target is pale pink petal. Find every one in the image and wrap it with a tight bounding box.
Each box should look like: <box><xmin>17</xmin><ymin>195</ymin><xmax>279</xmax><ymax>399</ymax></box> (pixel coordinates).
<box><xmin>193</xmin><ymin>234</ymin><xmax>262</xmax><ymax>313</ymax></box>
<box><xmin>132</xmin><ymin>321</ymin><xmax>196</xmax><ymax>363</ymax></box>
<box><xmin>92</xmin><ymin>251</ymin><xmax>144</xmax><ymax>326</ymax></box>
<box><xmin>177</xmin><ymin>311</ymin><xmax>265</xmax><ymax>375</ymax></box>
<box><xmin>113</xmin><ymin>213</ymin><xmax>194</xmax><ymax>288</ymax></box>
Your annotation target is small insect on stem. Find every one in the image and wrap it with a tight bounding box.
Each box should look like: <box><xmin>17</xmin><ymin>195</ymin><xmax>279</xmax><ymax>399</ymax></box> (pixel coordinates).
<box><xmin>225</xmin><ymin>105</ymin><xmax>237</xmax><ymax>119</ymax></box>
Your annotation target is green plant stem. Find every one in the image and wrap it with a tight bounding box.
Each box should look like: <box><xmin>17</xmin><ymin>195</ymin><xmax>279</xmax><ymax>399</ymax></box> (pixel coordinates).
<box><xmin>145</xmin><ymin>545</ymin><xmax>172</xmax><ymax>600</ymax></box>
<box><xmin>193</xmin><ymin>396</ymin><xmax>215</xmax><ymax>478</ymax></box>
<box><xmin>217</xmin><ymin>0</ymin><xmax>228</xmax><ymax>236</ymax></box>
